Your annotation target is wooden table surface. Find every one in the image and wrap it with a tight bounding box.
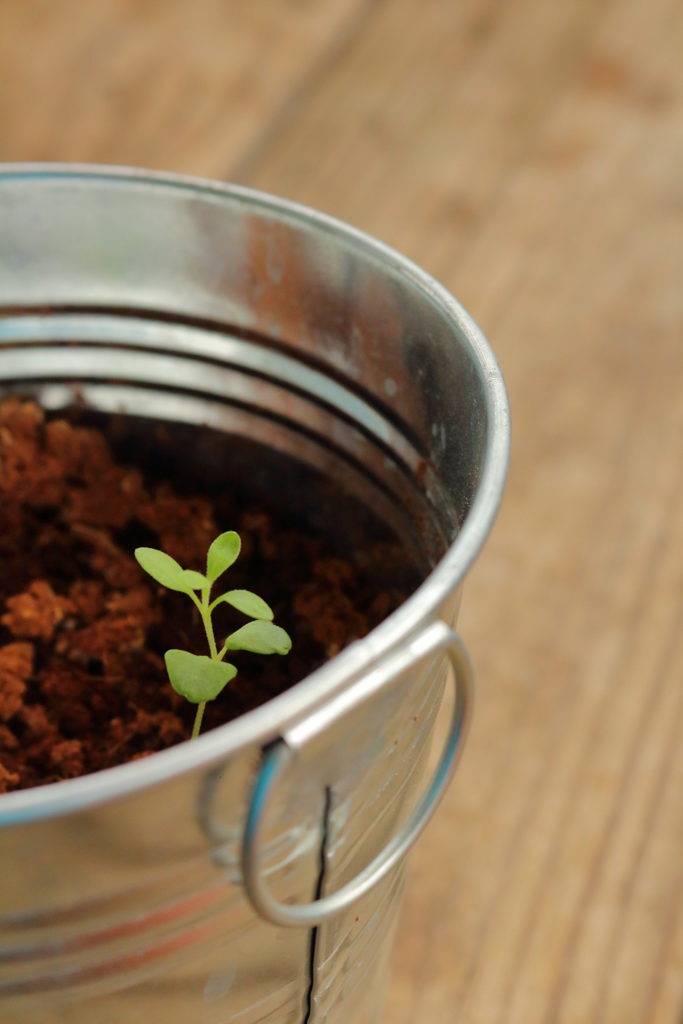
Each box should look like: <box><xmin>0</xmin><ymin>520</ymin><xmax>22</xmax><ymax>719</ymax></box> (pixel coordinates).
<box><xmin>2</xmin><ymin>2</ymin><xmax>681</xmax><ymax>1022</ymax></box>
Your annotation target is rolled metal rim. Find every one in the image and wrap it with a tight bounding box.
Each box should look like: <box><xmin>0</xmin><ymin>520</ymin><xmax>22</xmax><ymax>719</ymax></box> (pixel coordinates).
<box><xmin>0</xmin><ymin>163</ymin><xmax>510</xmax><ymax>824</ymax></box>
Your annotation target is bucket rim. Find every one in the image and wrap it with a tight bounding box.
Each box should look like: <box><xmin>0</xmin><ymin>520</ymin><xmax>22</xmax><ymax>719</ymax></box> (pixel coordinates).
<box><xmin>0</xmin><ymin>162</ymin><xmax>510</xmax><ymax>824</ymax></box>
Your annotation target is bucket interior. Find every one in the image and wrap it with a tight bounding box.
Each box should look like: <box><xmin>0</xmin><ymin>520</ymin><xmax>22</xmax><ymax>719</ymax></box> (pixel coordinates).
<box><xmin>0</xmin><ymin>309</ymin><xmax>444</xmax><ymax>570</ymax></box>
<box><xmin>0</xmin><ymin>170</ymin><xmax>493</xmax><ymax>573</ymax></box>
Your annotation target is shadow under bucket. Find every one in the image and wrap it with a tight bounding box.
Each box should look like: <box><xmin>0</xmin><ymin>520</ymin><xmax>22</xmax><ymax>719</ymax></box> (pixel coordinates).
<box><xmin>0</xmin><ymin>165</ymin><xmax>509</xmax><ymax>1024</ymax></box>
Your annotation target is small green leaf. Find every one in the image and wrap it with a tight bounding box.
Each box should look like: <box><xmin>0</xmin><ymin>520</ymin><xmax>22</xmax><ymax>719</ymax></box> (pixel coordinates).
<box><xmin>181</xmin><ymin>569</ymin><xmax>208</xmax><ymax>590</ymax></box>
<box><xmin>214</xmin><ymin>589</ymin><xmax>274</xmax><ymax>620</ymax></box>
<box><xmin>225</xmin><ymin>620</ymin><xmax>292</xmax><ymax>656</ymax></box>
<box><xmin>135</xmin><ymin>548</ymin><xmax>191</xmax><ymax>593</ymax></box>
<box><xmin>164</xmin><ymin>649</ymin><xmax>237</xmax><ymax>703</ymax></box>
<box><xmin>206</xmin><ymin>531</ymin><xmax>241</xmax><ymax>582</ymax></box>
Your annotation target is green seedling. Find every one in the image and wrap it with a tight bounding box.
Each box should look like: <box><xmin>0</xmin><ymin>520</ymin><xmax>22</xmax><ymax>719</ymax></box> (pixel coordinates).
<box><xmin>135</xmin><ymin>531</ymin><xmax>291</xmax><ymax>739</ymax></box>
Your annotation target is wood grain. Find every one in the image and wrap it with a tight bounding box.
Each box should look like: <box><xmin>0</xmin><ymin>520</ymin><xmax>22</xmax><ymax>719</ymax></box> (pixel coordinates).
<box><xmin>1</xmin><ymin>0</ymin><xmax>681</xmax><ymax>1021</ymax></box>
<box><xmin>0</xmin><ymin>0</ymin><xmax>373</xmax><ymax>172</ymax></box>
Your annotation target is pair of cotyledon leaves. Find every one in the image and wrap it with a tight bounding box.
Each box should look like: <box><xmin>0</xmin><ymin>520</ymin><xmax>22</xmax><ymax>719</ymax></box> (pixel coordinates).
<box><xmin>135</xmin><ymin>531</ymin><xmax>291</xmax><ymax>705</ymax></box>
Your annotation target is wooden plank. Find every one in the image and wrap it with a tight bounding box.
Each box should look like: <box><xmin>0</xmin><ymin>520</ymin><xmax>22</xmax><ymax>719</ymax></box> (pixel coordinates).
<box><xmin>237</xmin><ymin>0</ymin><xmax>608</xmax><ymax>254</ymax></box>
<box><xmin>0</xmin><ymin>0</ymin><xmax>373</xmax><ymax>173</ymax></box>
<box><xmin>235</xmin><ymin>0</ymin><xmax>683</xmax><ymax>1021</ymax></box>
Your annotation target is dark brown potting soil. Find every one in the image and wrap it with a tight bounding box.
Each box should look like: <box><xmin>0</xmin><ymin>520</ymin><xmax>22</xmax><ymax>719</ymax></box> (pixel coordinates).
<box><xmin>0</xmin><ymin>396</ymin><xmax>421</xmax><ymax>793</ymax></box>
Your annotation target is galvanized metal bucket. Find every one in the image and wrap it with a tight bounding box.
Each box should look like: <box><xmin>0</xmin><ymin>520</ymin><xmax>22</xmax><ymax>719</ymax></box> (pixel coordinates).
<box><xmin>0</xmin><ymin>165</ymin><xmax>509</xmax><ymax>1024</ymax></box>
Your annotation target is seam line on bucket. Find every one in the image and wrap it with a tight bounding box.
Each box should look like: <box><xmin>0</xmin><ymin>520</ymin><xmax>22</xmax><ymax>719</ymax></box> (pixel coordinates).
<box><xmin>303</xmin><ymin>785</ymin><xmax>332</xmax><ymax>1024</ymax></box>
